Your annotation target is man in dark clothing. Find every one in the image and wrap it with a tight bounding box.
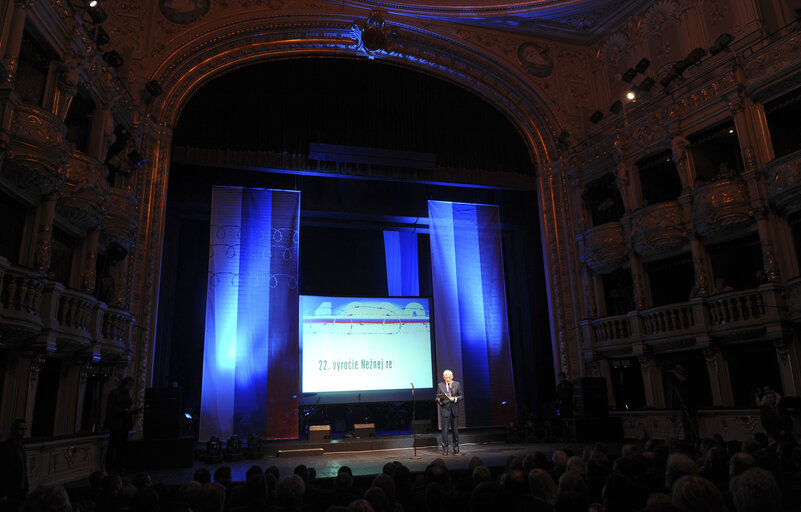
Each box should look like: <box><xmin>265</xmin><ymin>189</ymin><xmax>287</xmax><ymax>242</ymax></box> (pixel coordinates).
<box><xmin>0</xmin><ymin>418</ymin><xmax>29</xmax><ymax>512</ymax></box>
<box><xmin>105</xmin><ymin>376</ymin><xmax>138</xmax><ymax>472</ymax></box>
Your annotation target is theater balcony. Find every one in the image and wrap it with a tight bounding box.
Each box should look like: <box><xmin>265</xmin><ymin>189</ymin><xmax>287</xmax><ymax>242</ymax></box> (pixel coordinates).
<box><xmin>579</xmin><ymin>221</ymin><xmax>628</xmax><ymax>275</ymax></box>
<box><xmin>692</xmin><ymin>176</ymin><xmax>753</xmax><ymax>239</ymax></box>
<box><xmin>0</xmin><ymin>257</ymin><xmax>47</xmax><ymax>346</ymax></box>
<box><xmin>631</xmin><ymin>201</ymin><xmax>687</xmax><ymax>257</ymax></box>
<box><xmin>56</xmin><ymin>150</ymin><xmax>111</xmax><ymax>230</ymax></box>
<box><xmin>101</xmin><ymin>186</ymin><xmax>139</xmax><ymax>250</ymax></box>
<box><xmin>587</xmin><ymin>284</ymin><xmax>790</xmax><ymax>358</ymax></box>
<box><xmin>3</xmin><ymin>103</ymin><xmax>68</xmax><ymax>196</ymax></box>
<box><xmin>765</xmin><ymin>149</ymin><xmax>801</xmax><ymax>214</ymax></box>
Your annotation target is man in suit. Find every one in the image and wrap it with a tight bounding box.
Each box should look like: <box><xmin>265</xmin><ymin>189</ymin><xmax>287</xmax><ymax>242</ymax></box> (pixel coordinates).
<box><xmin>436</xmin><ymin>369</ymin><xmax>463</xmax><ymax>455</ymax></box>
<box><xmin>105</xmin><ymin>376</ymin><xmax>138</xmax><ymax>471</ymax></box>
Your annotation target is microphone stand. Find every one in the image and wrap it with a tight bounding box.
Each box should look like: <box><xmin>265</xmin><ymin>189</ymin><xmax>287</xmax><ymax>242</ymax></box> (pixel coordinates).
<box><xmin>410</xmin><ymin>382</ymin><xmax>420</xmax><ymax>459</ymax></box>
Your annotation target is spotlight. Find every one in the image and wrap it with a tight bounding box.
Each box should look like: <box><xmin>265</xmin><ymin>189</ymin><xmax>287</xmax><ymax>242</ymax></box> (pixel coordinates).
<box><xmin>114</xmin><ymin>125</ymin><xmax>131</xmax><ymax>146</ymax></box>
<box><xmin>87</xmin><ymin>0</ymin><xmax>98</xmax><ymax>6</ymax></box>
<box><xmin>621</xmin><ymin>68</ymin><xmax>637</xmax><ymax>83</ymax></box>
<box><xmin>204</xmin><ymin>436</ymin><xmax>223</xmax><ymax>463</ymax></box>
<box><xmin>684</xmin><ymin>47</ymin><xmax>707</xmax><ymax>67</ymax></box>
<box><xmin>103</xmin><ymin>50</ymin><xmax>123</xmax><ymax>68</ymax></box>
<box><xmin>626</xmin><ymin>90</ymin><xmax>636</xmax><ymax>101</ymax></box>
<box><xmin>86</xmin><ymin>4</ymin><xmax>107</xmax><ymax>24</ymax></box>
<box><xmin>635</xmin><ymin>58</ymin><xmax>651</xmax><ymax>74</ymax></box>
<box><xmin>589</xmin><ymin>110</ymin><xmax>604</xmax><ymax>124</ymax></box>
<box><xmin>709</xmin><ymin>33</ymin><xmax>734</xmax><ymax>55</ymax></box>
<box><xmin>638</xmin><ymin>77</ymin><xmax>655</xmax><ymax>92</ymax></box>
<box><xmin>184</xmin><ymin>412</ymin><xmax>192</xmax><ymax>419</ymax></box>
<box><xmin>145</xmin><ymin>79</ymin><xmax>162</xmax><ymax>97</ymax></box>
<box><xmin>245</xmin><ymin>434</ymin><xmax>264</xmax><ymax>460</ymax></box>
<box><xmin>660</xmin><ymin>68</ymin><xmax>680</xmax><ymax>88</ymax></box>
<box><xmin>557</xmin><ymin>130</ymin><xmax>570</xmax><ymax>144</ymax></box>
<box><xmin>127</xmin><ymin>150</ymin><xmax>144</xmax><ymax>167</ymax></box>
<box><xmin>226</xmin><ymin>435</ymin><xmax>243</xmax><ymax>461</ymax></box>
<box><xmin>94</xmin><ymin>26</ymin><xmax>109</xmax><ymax>46</ymax></box>
<box><xmin>610</xmin><ymin>100</ymin><xmax>622</xmax><ymax>114</ymax></box>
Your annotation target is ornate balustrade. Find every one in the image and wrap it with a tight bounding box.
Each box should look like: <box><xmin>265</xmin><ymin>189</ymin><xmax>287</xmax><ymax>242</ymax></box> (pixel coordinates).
<box><xmin>765</xmin><ymin>149</ymin><xmax>801</xmax><ymax>214</ymax></box>
<box><xmin>101</xmin><ymin>306</ymin><xmax>134</xmax><ymax>360</ymax></box>
<box><xmin>0</xmin><ymin>257</ymin><xmax>47</xmax><ymax>345</ymax></box>
<box><xmin>586</xmin><ymin>284</ymin><xmax>789</xmax><ymax>356</ymax></box>
<box><xmin>579</xmin><ymin>222</ymin><xmax>627</xmax><ymax>275</ymax></box>
<box><xmin>3</xmin><ymin>103</ymin><xmax>68</xmax><ymax>195</ymax></box>
<box><xmin>592</xmin><ymin>314</ymin><xmax>632</xmax><ymax>345</ymax></box>
<box><xmin>631</xmin><ymin>201</ymin><xmax>687</xmax><ymax>257</ymax></box>
<box><xmin>640</xmin><ymin>303</ymin><xmax>695</xmax><ymax>338</ymax></box>
<box><xmin>0</xmin><ymin>258</ymin><xmax>134</xmax><ymax>356</ymax></box>
<box><xmin>692</xmin><ymin>176</ymin><xmax>753</xmax><ymax>240</ymax></box>
<box><xmin>101</xmin><ymin>186</ymin><xmax>138</xmax><ymax>250</ymax></box>
<box><xmin>57</xmin><ymin>150</ymin><xmax>111</xmax><ymax>230</ymax></box>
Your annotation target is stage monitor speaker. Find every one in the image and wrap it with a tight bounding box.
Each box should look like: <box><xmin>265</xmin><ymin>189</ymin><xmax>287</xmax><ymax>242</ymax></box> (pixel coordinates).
<box><xmin>354</xmin><ymin>423</ymin><xmax>375</xmax><ymax>438</ymax></box>
<box><xmin>574</xmin><ymin>377</ymin><xmax>609</xmax><ymax>418</ymax></box>
<box><xmin>309</xmin><ymin>425</ymin><xmax>331</xmax><ymax>442</ymax></box>
<box><xmin>144</xmin><ymin>387</ymin><xmax>182</xmax><ymax>440</ymax></box>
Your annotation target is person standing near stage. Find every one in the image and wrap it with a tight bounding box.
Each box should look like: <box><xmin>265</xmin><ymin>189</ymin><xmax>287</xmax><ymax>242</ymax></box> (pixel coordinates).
<box><xmin>105</xmin><ymin>376</ymin><xmax>138</xmax><ymax>472</ymax></box>
<box><xmin>436</xmin><ymin>369</ymin><xmax>463</xmax><ymax>455</ymax></box>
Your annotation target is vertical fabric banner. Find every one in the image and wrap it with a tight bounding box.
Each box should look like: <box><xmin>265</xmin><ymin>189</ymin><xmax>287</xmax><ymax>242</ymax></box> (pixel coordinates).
<box><xmin>200</xmin><ymin>186</ymin><xmax>300</xmax><ymax>441</ymax></box>
<box><xmin>383</xmin><ymin>231</ymin><xmax>420</xmax><ymax>297</ymax></box>
<box><xmin>428</xmin><ymin>200</ymin><xmax>517</xmax><ymax>427</ymax></box>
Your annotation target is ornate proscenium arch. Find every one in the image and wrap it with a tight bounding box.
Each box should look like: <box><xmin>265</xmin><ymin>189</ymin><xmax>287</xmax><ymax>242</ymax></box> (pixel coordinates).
<box><xmin>133</xmin><ymin>13</ymin><xmax>565</xmax><ymax>389</ymax></box>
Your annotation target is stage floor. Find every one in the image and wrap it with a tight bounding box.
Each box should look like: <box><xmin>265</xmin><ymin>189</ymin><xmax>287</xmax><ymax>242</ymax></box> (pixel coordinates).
<box><xmin>139</xmin><ymin>433</ymin><xmax>617</xmax><ymax>485</ymax></box>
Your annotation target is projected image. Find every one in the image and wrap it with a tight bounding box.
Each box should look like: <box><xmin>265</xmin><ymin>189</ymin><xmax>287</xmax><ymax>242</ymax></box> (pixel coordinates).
<box><xmin>300</xmin><ymin>296</ymin><xmax>434</xmax><ymax>401</ymax></box>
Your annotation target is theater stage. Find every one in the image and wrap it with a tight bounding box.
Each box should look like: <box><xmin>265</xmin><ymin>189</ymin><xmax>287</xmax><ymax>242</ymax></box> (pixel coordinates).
<box><xmin>128</xmin><ymin>429</ymin><xmax>614</xmax><ymax>485</ymax></box>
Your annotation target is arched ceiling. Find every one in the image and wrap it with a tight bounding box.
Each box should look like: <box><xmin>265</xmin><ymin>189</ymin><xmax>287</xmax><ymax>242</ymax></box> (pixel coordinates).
<box><xmin>343</xmin><ymin>0</ymin><xmax>652</xmax><ymax>42</ymax></box>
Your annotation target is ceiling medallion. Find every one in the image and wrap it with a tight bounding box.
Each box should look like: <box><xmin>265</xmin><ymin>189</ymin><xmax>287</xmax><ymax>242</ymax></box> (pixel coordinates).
<box><xmin>159</xmin><ymin>0</ymin><xmax>210</xmax><ymax>25</ymax></box>
<box><xmin>357</xmin><ymin>10</ymin><xmax>388</xmax><ymax>57</ymax></box>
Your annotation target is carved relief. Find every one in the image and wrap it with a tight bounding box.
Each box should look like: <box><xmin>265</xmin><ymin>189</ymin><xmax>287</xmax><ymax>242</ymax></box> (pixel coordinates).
<box><xmin>631</xmin><ymin>201</ymin><xmax>687</xmax><ymax>257</ymax></box>
<box><xmin>159</xmin><ymin>0</ymin><xmax>209</xmax><ymax>24</ymax></box>
<box><xmin>57</xmin><ymin>151</ymin><xmax>112</xmax><ymax>230</ymax></box>
<box><xmin>580</xmin><ymin>222</ymin><xmax>628</xmax><ymax>275</ymax></box>
<box><xmin>641</xmin><ymin>0</ymin><xmax>680</xmax><ymax>36</ymax></box>
<box><xmin>4</xmin><ymin>104</ymin><xmax>68</xmax><ymax>195</ymax></box>
<box><xmin>765</xmin><ymin>149</ymin><xmax>801</xmax><ymax>214</ymax></box>
<box><xmin>101</xmin><ymin>187</ymin><xmax>139</xmax><ymax>250</ymax></box>
<box><xmin>599</xmin><ymin>31</ymin><xmax>632</xmax><ymax>64</ymax></box>
<box><xmin>692</xmin><ymin>177</ymin><xmax>753</xmax><ymax>239</ymax></box>
<box><xmin>517</xmin><ymin>42</ymin><xmax>553</xmax><ymax>77</ymax></box>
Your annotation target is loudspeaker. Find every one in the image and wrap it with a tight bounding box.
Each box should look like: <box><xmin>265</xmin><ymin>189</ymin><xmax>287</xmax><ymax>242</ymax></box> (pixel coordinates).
<box><xmin>308</xmin><ymin>425</ymin><xmax>331</xmax><ymax>442</ymax></box>
<box><xmin>354</xmin><ymin>423</ymin><xmax>375</xmax><ymax>438</ymax></box>
<box><xmin>144</xmin><ymin>387</ymin><xmax>182</xmax><ymax>440</ymax></box>
<box><xmin>574</xmin><ymin>377</ymin><xmax>609</xmax><ymax>418</ymax></box>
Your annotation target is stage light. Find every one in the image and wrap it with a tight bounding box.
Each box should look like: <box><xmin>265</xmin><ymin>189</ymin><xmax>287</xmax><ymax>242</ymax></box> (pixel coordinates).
<box><xmin>589</xmin><ymin>110</ymin><xmax>604</xmax><ymax>124</ymax></box>
<box><xmin>660</xmin><ymin>68</ymin><xmax>680</xmax><ymax>88</ymax></box>
<box><xmin>205</xmin><ymin>436</ymin><xmax>223</xmax><ymax>463</ymax></box>
<box><xmin>621</xmin><ymin>68</ymin><xmax>637</xmax><ymax>83</ymax></box>
<box><xmin>638</xmin><ymin>76</ymin><xmax>655</xmax><ymax>92</ymax></box>
<box><xmin>145</xmin><ymin>79</ymin><xmax>162</xmax><ymax>97</ymax></box>
<box><xmin>684</xmin><ymin>47</ymin><xmax>707</xmax><ymax>66</ymax></box>
<box><xmin>246</xmin><ymin>434</ymin><xmax>264</xmax><ymax>459</ymax></box>
<box><xmin>709</xmin><ymin>33</ymin><xmax>734</xmax><ymax>55</ymax></box>
<box><xmin>610</xmin><ymin>100</ymin><xmax>622</xmax><ymax>114</ymax></box>
<box><xmin>87</xmin><ymin>0</ymin><xmax>98</xmax><ymax>6</ymax></box>
<box><xmin>635</xmin><ymin>58</ymin><xmax>651</xmax><ymax>74</ymax></box>
<box><xmin>184</xmin><ymin>412</ymin><xmax>192</xmax><ymax>419</ymax></box>
<box><xmin>86</xmin><ymin>4</ymin><xmax>107</xmax><ymax>23</ymax></box>
<box><xmin>94</xmin><ymin>26</ymin><xmax>109</xmax><ymax>46</ymax></box>
<box><xmin>556</xmin><ymin>130</ymin><xmax>570</xmax><ymax>145</ymax></box>
<box><xmin>626</xmin><ymin>90</ymin><xmax>636</xmax><ymax>101</ymax></box>
<box><xmin>103</xmin><ymin>50</ymin><xmax>123</xmax><ymax>68</ymax></box>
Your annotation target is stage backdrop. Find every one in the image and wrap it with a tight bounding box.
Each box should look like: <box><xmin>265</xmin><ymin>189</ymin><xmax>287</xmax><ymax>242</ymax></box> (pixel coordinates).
<box><xmin>200</xmin><ymin>186</ymin><xmax>300</xmax><ymax>441</ymax></box>
<box><xmin>383</xmin><ymin>230</ymin><xmax>419</xmax><ymax>297</ymax></box>
<box><xmin>428</xmin><ymin>200</ymin><xmax>517</xmax><ymax>427</ymax></box>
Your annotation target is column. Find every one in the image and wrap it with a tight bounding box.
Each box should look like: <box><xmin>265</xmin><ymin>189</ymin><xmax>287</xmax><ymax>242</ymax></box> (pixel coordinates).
<box><xmin>703</xmin><ymin>348</ymin><xmax>734</xmax><ymax>407</ymax></box>
<box><xmin>74</xmin><ymin>363</ymin><xmax>91</xmax><ymax>432</ymax></box>
<box><xmin>24</xmin><ymin>355</ymin><xmax>45</xmax><ymax>427</ymax></box>
<box><xmin>591</xmin><ymin>358</ymin><xmax>616</xmax><ymax>409</ymax></box>
<box><xmin>638</xmin><ymin>354</ymin><xmax>665</xmax><ymax>408</ymax></box>
<box><xmin>31</xmin><ymin>193</ymin><xmax>57</xmax><ymax>273</ymax></box>
<box><xmin>774</xmin><ymin>338</ymin><xmax>801</xmax><ymax>398</ymax></box>
<box><xmin>81</xmin><ymin>226</ymin><xmax>100</xmax><ymax>293</ymax></box>
<box><xmin>2</xmin><ymin>0</ymin><xmax>27</xmax><ymax>81</ymax></box>
<box><xmin>0</xmin><ymin>353</ymin><xmax>40</xmax><ymax>432</ymax></box>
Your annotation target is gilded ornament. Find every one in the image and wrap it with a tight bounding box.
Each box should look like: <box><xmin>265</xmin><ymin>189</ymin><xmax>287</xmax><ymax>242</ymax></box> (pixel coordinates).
<box><xmin>692</xmin><ymin>177</ymin><xmax>752</xmax><ymax>239</ymax></box>
<box><xmin>631</xmin><ymin>201</ymin><xmax>687</xmax><ymax>256</ymax></box>
<box><xmin>581</xmin><ymin>222</ymin><xmax>628</xmax><ymax>274</ymax></box>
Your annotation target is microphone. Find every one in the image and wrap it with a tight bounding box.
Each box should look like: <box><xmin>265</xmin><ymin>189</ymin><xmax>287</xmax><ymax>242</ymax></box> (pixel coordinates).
<box><xmin>410</xmin><ymin>382</ymin><xmax>414</xmax><ymax>389</ymax></box>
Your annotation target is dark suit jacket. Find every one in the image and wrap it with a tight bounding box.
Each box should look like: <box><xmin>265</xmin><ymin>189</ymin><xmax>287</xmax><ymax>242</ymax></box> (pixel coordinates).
<box><xmin>436</xmin><ymin>380</ymin><xmax>463</xmax><ymax>416</ymax></box>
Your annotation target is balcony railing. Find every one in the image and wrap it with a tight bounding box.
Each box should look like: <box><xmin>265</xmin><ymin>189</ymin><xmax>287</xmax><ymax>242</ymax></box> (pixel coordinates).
<box><xmin>0</xmin><ymin>258</ymin><xmax>134</xmax><ymax>359</ymax></box>
<box><xmin>585</xmin><ymin>284</ymin><xmax>788</xmax><ymax>353</ymax></box>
